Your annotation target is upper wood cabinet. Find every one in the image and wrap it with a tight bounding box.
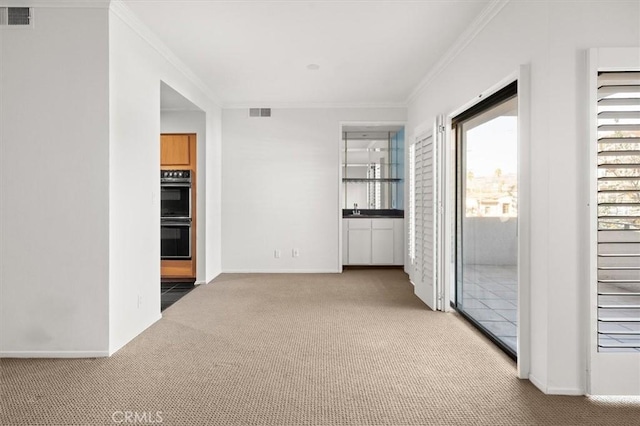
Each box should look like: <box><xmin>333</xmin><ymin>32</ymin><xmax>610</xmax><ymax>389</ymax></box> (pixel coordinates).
<box><xmin>161</xmin><ymin>134</ymin><xmax>195</xmax><ymax>167</ymax></box>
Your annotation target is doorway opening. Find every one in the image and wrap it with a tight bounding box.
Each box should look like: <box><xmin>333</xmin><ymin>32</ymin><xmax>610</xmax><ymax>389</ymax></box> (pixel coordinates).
<box><xmin>452</xmin><ymin>81</ymin><xmax>519</xmax><ymax>358</ymax></box>
<box><xmin>340</xmin><ymin>123</ymin><xmax>406</xmax><ymax>269</ymax></box>
<box><xmin>159</xmin><ymin>82</ymin><xmax>205</xmax><ymax>310</ymax></box>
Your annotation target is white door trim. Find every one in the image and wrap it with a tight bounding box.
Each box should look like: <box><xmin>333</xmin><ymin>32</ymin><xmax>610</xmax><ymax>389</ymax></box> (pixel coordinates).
<box><xmin>338</xmin><ymin>121</ymin><xmax>407</xmax><ymax>271</ymax></box>
<box><xmin>444</xmin><ymin>67</ymin><xmax>532</xmax><ymax>379</ymax></box>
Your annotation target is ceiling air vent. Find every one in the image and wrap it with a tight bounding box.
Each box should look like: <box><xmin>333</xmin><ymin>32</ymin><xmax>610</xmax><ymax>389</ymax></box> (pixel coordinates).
<box><xmin>249</xmin><ymin>108</ymin><xmax>271</xmax><ymax>118</ymax></box>
<box><xmin>0</xmin><ymin>7</ymin><xmax>32</xmax><ymax>27</ymax></box>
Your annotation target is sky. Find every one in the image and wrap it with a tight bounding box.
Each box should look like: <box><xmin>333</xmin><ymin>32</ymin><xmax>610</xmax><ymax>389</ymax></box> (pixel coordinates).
<box><xmin>466</xmin><ymin>116</ymin><xmax>518</xmax><ymax>177</ymax></box>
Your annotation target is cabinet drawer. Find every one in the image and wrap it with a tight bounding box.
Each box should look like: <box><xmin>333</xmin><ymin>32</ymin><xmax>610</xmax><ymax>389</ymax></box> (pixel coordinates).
<box><xmin>371</xmin><ymin>218</ymin><xmax>394</xmax><ymax>229</ymax></box>
<box><xmin>348</xmin><ymin>218</ymin><xmax>372</xmax><ymax>229</ymax></box>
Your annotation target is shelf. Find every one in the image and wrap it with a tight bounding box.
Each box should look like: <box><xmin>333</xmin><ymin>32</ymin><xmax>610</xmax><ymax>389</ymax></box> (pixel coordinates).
<box><xmin>342</xmin><ymin>163</ymin><xmax>400</xmax><ymax>166</ymax></box>
<box><xmin>342</xmin><ymin>178</ymin><xmax>402</xmax><ymax>183</ymax></box>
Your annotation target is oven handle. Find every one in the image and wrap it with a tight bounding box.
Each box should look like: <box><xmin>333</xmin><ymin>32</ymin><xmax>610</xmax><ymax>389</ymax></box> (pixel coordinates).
<box><xmin>161</xmin><ymin>220</ymin><xmax>191</xmax><ymax>227</ymax></box>
<box><xmin>161</xmin><ymin>182</ymin><xmax>191</xmax><ymax>188</ymax></box>
<box><xmin>160</xmin><ymin>182</ymin><xmax>191</xmax><ymax>188</ymax></box>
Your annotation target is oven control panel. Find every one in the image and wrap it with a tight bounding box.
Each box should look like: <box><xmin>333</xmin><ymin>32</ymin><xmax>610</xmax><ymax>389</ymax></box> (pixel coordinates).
<box><xmin>161</xmin><ymin>170</ymin><xmax>190</xmax><ymax>179</ymax></box>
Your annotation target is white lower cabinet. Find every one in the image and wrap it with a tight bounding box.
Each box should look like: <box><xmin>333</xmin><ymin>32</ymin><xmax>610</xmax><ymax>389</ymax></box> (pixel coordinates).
<box><xmin>348</xmin><ymin>229</ymin><xmax>372</xmax><ymax>264</ymax></box>
<box><xmin>372</xmin><ymin>219</ymin><xmax>394</xmax><ymax>264</ymax></box>
<box><xmin>344</xmin><ymin>218</ymin><xmax>404</xmax><ymax>265</ymax></box>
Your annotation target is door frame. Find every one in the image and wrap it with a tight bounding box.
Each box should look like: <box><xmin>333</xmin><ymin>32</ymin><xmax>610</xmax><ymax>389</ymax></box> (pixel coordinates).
<box><xmin>338</xmin><ymin>121</ymin><xmax>407</xmax><ymax>271</ymax></box>
<box><xmin>444</xmin><ymin>66</ymin><xmax>532</xmax><ymax>379</ymax></box>
<box><xmin>160</xmin><ymin>133</ymin><xmax>197</xmax><ymax>280</ymax></box>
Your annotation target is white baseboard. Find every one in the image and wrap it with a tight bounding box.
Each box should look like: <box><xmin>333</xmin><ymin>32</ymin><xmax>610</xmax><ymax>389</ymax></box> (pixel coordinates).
<box><xmin>529</xmin><ymin>374</ymin><xmax>584</xmax><ymax>395</ymax></box>
<box><xmin>529</xmin><ymin>374</ymin><xmax>547</xmax><ymax>393</ymax></box>
<box><xmin>546</xmin><ymin>387</ymin><xmax>584</xmax><ymax>396</ymax></box>
<box><xmin>0</xmin><ymin>350</ymin><xmax>109</xmax><ymax>358</ymax></box>
<box><xmin>2</xmin><ymin>313</ymin><xmax>163</xmax><ymax>359</ymax></box>
<box><xmin>221</xmin><ymin>269</ymin><xmax>341</xmax><ymax>274</ymax></box>
<box><xmin>194</xmin><ymin>280</ymin><xmax>206</xmax><ymax>285</ymax></box>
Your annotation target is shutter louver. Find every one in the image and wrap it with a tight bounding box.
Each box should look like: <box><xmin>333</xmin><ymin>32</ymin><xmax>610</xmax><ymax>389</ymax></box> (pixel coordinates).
<box><xmin>409</xmin><ymin>144</ymin><xmax>415</xmax><ymax>263</ymax></box>
<box><xmin>413</xmin><ymin>134</ymin><xmax>437</xmax><ymax>308</ymax></box>
<box><xmin>414</xmin><ymin>139</ymin><xmax>425</xmax><ymax>286</ymax></box>
<box><xmin>423</xmin><ymin>136</ymin><xmax>435</xmax><ymax>302</ymax></box>
<box><xmin>596</xmin><ymin>72</ymin><xmax>640</xmax><ymax>352</ymax></box>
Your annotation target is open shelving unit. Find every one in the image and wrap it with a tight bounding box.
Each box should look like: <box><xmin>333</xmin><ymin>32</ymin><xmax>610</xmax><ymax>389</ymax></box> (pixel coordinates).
<box><xmin>342</xmin><ymin>130</ymin><xmax>404</xmax><ymax>210</ymax></box>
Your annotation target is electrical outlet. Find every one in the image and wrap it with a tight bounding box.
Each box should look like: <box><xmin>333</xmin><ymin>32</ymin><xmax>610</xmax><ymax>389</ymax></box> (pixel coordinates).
<box><xmin>274</xmin><ymin>249</ymin><xmax>281</xmax><ymax>259</ymax></box>
<box><xmin>293</xmin><ymin>248</ymin><xmax>300</xmax><ymax>258</ymax></box>
<box><xmin>137</xmin><ymin>295</ymin><xmax>142</xmax><ymax>308</ymax></box>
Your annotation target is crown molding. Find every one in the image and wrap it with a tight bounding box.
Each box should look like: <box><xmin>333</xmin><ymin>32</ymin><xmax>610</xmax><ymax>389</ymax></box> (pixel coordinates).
<box><xmin>223</xmin><ymin>101</ymin><xmax>408</xmax><ymax>110</ymax></box>
<box><xmin>109</xmin><ymin>0</ymin><xmax>223</xmax><ymax>109</ymax></box>
<box><xmin>406</xmin><ymin>0</ymin><xmax>511</xmax><ymax>104</ymax></box>
<box><xmin>161</xmin><ymin>107</ymin><xmax>204</xmax><ymax>113</ymax></box>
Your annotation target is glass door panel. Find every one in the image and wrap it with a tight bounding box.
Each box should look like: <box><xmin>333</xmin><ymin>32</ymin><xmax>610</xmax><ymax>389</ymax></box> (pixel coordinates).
<box><xmin>455</xmin><ymin>89</ymin><xmax>518</xmax><ymax>356</ymax></box>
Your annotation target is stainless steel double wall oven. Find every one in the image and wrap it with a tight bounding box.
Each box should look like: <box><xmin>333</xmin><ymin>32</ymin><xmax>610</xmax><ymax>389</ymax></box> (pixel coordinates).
<box><xmin>160</xmin><ymin>170</ymin><xmax>192</xmax><ymax>259</ymax></box>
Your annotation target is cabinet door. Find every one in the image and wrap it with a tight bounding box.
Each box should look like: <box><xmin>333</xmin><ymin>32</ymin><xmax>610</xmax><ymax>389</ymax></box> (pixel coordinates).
<box><xmin>393</xmin><ymin>219</ymin><xmax>405</xmax><ymax>265</ymax></box>
<box><xmin>372</xmin><ymin>228</ymin><xmax>394</xmax><ymax>264</ymax></box>
<box><xmin>348</xmin><ymin>229</ymin><xmax>372</xmax><ymax>265</ymax></box>
<box><xmin>161</xmin><ymin>134</ymin><xmax>192</xmax><ymax>166</ymax></box>
<box><xmin>342</xmin><ymin>220</ymin><xmax>349</xmax><ymax>265</ymax></box>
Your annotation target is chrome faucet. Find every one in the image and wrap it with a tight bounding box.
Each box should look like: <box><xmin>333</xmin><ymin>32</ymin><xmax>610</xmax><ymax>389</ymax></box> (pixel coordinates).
<box><xmin>353</xmin><ymin>203</ymin><xmax>360</xmax><ymax>215</ymax></box>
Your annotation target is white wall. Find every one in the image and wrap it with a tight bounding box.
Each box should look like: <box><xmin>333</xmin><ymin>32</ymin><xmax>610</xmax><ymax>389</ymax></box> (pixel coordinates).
<box><xmin>407</xmin><ymin>0</ymin><xmax>640</xmax><ymax>394</ymax></box>
<box><xmin>0</xmin><ymin>2</ymin><xmax>224</xmax><ymax>357</ymax></box>
<box><xmin>222</xmin><ymin>108</ymin><xmax>406</xmax><ymax>272</ymax></box>
<box><xmin>160</xmin><ymin>110</ymin><xmax>207</xmax><ymax>283</ymax></box>
<box><xmin>0</xmin><ymin>7</ymin><xmax>111</xmax><ymax>356</ymax></box>
<box><xmin>108</xmin><ymin>5</ymin><xmax>223</xmax><ymax>353</ymax></box>
<box><xmin>207</xmin><ymin>112</ymin><xmax>224</xmax><ymax>281</ymax></box>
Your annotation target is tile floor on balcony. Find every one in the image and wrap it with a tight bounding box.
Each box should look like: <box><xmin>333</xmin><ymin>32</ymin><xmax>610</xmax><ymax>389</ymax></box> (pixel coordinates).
<box><xmin>457</xmin><ymin>265</ymin><xmax>640</xmax><ymax>355</ymax></box>
<box><xmin>458</xmin><ymin>264</ymin><xmax>518</xmax><ymax>353</ymax></box>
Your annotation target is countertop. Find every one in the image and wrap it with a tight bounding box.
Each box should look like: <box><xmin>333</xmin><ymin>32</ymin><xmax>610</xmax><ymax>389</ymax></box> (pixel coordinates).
<box><xmin>342</xmin><ymin>209</ymin><xmax>404</xmax><ymax>219</ymax></box>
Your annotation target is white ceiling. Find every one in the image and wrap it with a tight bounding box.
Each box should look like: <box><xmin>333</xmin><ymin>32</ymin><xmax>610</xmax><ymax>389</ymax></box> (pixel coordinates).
<box><xmin>126</xmin><ymin>0</ymin><xmax>491</xmax><ymax>107</ymax></box>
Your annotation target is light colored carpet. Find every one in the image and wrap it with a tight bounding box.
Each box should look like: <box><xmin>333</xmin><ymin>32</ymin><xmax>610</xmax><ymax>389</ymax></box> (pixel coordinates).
<box><xmin>1</xmin><ymin>269</ymin><xmax>639</xmax><ymax>425</ymax></box>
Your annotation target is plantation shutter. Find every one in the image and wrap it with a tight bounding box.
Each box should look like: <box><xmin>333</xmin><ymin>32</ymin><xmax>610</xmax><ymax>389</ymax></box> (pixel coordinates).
<box><xmin>409</xmin><ymin>143</ymin><xmax>416</xmax><ymax>264</ymax></box>
<box><xmin>413</xmin><ymin>134</ymin><xmax>437</xmax><ymax>310</ymax></box>
<box><xmin>422</xmin><ymin>134</ymin><xmax>435</xmax><ymax>307</ymax></box>
<box><xmin>414</xmin><ymin>137</ymin><xmax>426</xmax><ymax>289</ymax></box>
<box><xmin>596</xmin><ymin>71</ymin><xmax>640</xmax><ymax>352</ymax></box>
<box><xmin>434</xmin><ymin>116</ymin><xmax>445</xmax><ymax>311</ymax></box>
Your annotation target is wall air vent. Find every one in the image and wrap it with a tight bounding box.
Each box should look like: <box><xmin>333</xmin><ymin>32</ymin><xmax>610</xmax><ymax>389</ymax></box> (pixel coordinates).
<box><xmin>0</xmin><ymin>7</ymin><xmax>32</xmax><ymax>27</ymax></box>
<box><xmin>249</xmin><ymin>108</ymin><xmax>271</xmax><ymax>118</ymax></box>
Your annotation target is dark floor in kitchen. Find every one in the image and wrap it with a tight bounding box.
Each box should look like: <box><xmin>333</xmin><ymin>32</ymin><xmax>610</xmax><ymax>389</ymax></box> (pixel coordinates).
<box><xmin>161</xmin><ymin>281</ymin><xmax>195</xmax><ymax>311</ymax></box>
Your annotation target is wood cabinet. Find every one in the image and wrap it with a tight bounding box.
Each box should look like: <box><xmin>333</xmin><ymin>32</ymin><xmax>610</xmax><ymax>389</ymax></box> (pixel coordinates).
<box><xmin>343</xmin><ymin>218</ymin><xmax>404</xmax><ymax>266</ymax></box>
<box><xmin>161</xmin><ymin>134</ymin><xmax>197</xmax><ymax>279</ymax></box>
<box><xmin>161</xmin><ymin>134</ymin><xmax>195</xmax><ymax>167</ymax></box>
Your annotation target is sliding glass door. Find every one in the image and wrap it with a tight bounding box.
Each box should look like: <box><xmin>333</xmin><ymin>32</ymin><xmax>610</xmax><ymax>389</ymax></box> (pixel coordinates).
<box><xmin>454</xmin><ymin>83</ymin><xmax>519</xmax><ymax>357</ymax></box>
